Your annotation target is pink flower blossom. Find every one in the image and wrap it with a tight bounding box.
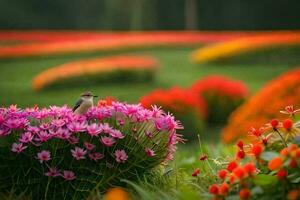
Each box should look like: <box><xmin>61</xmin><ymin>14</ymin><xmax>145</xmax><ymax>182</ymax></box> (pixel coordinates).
<box><xmin>145</xmin><ymin>148</ymin><xmax>155</xmax><ymax>157</ymax></box>
<box><xmin>51</xmin><ymin>119</ymin><xmax>66</xmax><ymax>127</ymax></box>
<box><xmin>71</xmin><ymin>147</ymin><xmax>87</xmax><ymax>160</ymax></box>
<box><xmin>19</xmin><ymin>132</ymin><xmax>34</xmax><ymax>143</ymax></box>
<box><xmin>39</xmin><ymin>123</ymin><xmax>50</xmax><ymax>130</ymax></box>
<box><xmin>63</xmin><ymin>170</ymin><xmax>76</xmax><ymax>181</ymax></box>
<box><xmin>84</xmin><ymin>142</ymin><xmax>95</xmax><ymax>150</ymax></box>
<box><xmin>37</xmin><ymin>150</ymin><xmax>51</xmax><ymax>163</ymax></box>
<box><xmin>45</xmin><ymin>167</ymin><xmax>60</xmax><ymax>177</ymax></box>
<box><xmin>11</xmin><ymin>143</ymin><xmax>27</xmax><ymax>153</ymax></box>
<box><xmin>5</xmin><ymin>118</ymin><xmax>29</xmax><ymax>129</ymax></box>
<box><xmin>114</xmin><ymin>149</ymin><xmax>128</xmax><ymax>163</ymax></box>
<box><xmin>26</xmin><ymin>126</ymin><xmax>39</xmax><ymax>134</ymax></box>
<box><xmin>99</xmin><ymin>123</ymin><xmax>112</xmax><ymax>133</ymax></box>
<box><xmin>109</xmin><ymin>129</ymin><xmax>124</xmax><ymax>139</ymax></box>
<box><xmin>67</xmin><ymin>121</ymin><xmax>87</xmax><ymax>132</ymax></box>
<box><xmin>68</xmin><ymin>136</ymin><xmax>79</xmax><ymax>144</ymax></box>
<box><xmin>144</xmin><ymin>130</ymin><xmax>153</xmax><ymax>138</ymax></box>
<box><xmin>155</xmin><ymin>114</ymin><xmax>182</xmax><ymax>132</ymax></box>
<box><xmin>55</xmin><ymin>128</ymin><xmax>71</xmax><ymax>139</ymax></box>
<box><xmin>89</xmin><ymin>152</ymin><xmax>104</xmax><ymax>161</ymax></box>
<box><xmin>100</xmin><ymin>136</ymin><xmax>115</xmax><ymax>147</ymax></box>
<box><xmin>87</xmin><ymin>123</ymin><xmax>102</xmax><ymax>136</ymax></box>
<box><xmin>36</xmin><ymin>130</ymin><xmax>52</xmax><ymax>142</ymax></box>
<box><xmin>0</xmin><ymin>127</ymin><xmax>11</xmax><ymax>137</ymax></box>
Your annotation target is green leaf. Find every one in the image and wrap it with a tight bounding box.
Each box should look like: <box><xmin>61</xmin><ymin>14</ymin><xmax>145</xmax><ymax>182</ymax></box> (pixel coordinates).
<box><xmin>288</xmin><ymin>173</ymin><xmax>300</xmax><ymax>183</ymax></box>
<box><xmin>260</xmin><ymin>151</ymin><xmax>279</xmax><ymax>161</ymax></box>
<box><xmin>253</xmin><ymin>174</ymin><xmax>278</xmax><ymax>187</ymax></box>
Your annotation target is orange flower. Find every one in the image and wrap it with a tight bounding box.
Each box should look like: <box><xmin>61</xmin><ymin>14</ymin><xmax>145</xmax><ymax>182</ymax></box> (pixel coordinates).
<box><xmin>104</xmin><ymin>187</ymin><xmax>129</xmax><ymax>200</ymax></box>
<box><xmin>222</xmin><ymin>68</ymin><xmax>300</xmax><ymax>143</ymax></box>
<box><xmin>268</xmin><ymin>157</ymin><xmax>283</xmax><ymax>171</ymax></box>
<box><xmin>32</xmin><ymin>55</ymin><xmax>158</xmax><ymax>91</ymax></box>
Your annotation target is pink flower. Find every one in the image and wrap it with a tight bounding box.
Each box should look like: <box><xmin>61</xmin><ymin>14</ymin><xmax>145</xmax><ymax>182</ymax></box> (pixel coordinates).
<box><xmin>45</xmin><ymin>167</ymin><xmax>60</xmax><ymax>177</ymax></box>
<box><xmin>145</xmin><ymin>148</ymin><xmax>155</xmax><ymax>157</ymax></box>
<box><xmin>51</xmin><ymin>119</ymin><xmax>66</xmax><ymax>127</ymax></box>
<box><xmin>39</xmin><ymin>123</ymin><xmax>50</xmax><ymax>130</ymax></box>
<box><xmin>68</xmin><ymin>136</ymin><xmax>79</xmax><ymax>144</ymax></box>
<box><xmin>109</xmin><ymin>129</ymin><xmax>124</xmax><ymax>139</ymax></box>
<box><xmin>0</xmin><ymin>127</ymin><xmax>11</xmax><ymax>137</ymax></box>
<box><xmin>84</xmin><ymin>142</ymin><xmax>95</xmax><ymax>150</ymax></box>
<box><xmin>87</xmin><ymin>123</ymin><xmax>102</xmax><ymax>136</ymax></box>
<box><xmin>67</xmin><ymin>121</ymin><xmax>87</xmax><ymax>132</ymax></box>
<box><xmin>144</xmin><ymin>130</ymin><xmax>153</xmax><ymax>138</ymax></box>
<box><xmin>280</xmin><ymin>105</ymin><xmax>300</xmax><ymax>116</ymax></box>
<box><xmin>5</xmin><ymin>118</ymin><xmax>29</xmax><ymax>129</ymax></box>
<box><xmin>71</xmin><ymin>147</ymin><xmax>87</xmax><ymax>160</ymax></box>
<box><xmin>100</xmin><ymin>136</ymin><xmax>115</xmax><ymax>147</ymax></box>
<box><xmin>114</xmin><ymin>149</ymin><xmax>128</xmax><ymax>163</ymax></box>
<box><xmin>19</xmin><ymin>132</ymin><xmax>34</xmax><ymax>143</ymax></box>
<box><xmin>37</xmin><ymin>150</ymin><xmax>51</xmax><ymax>163</ymax></box>
<box><xmin>11</xmin><ymin>143</ymin><xmax>27</xmax><ymax>153</ymax></box>
<box><xmin>55</xmin><ymin>128</ymin><xmax>71</xmax><ymax>140</ymax></box>
<box><xmin>89</xmin><ymin>152</ymin><xmax>104</xmax><ymax>161</ymax></box>
<box><xmin>36</xmin><ymin>131</ymin><xmax>52</xmax><ymax>142</ymax></box>
<box><xmin>99</xmin><ymin>123</ymin><xmax>112</xmax><ymax>133</ymax></box>
<box><xmin>155</xmin><ymin>114</ymin><xmax>182</xmax><ymax>131</ymax></box>
<box><xmin>63</xmin><ymin>170</ymin><xmax>76</xmax><ymax>181</ymax></box>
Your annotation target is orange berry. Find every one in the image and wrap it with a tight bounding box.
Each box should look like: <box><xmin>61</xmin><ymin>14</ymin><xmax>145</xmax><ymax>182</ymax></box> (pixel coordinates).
<box><xmin>233</xmin><ymin>166</ymin><xmax>245</xmax><ymax>179</ymax></box>
<box><xmin>227</xmin><ymin>161</ymin><xmax>238</xmax><ymax>172</ymax></box>
<box><xmin>270</xmin><ymin>119</ymin><xmax>279</xmax><ymax>129</ymax></box>
<box><xmin>289</xmin><ymin>159</ymin><xmax>298</xmax><ymax>168</ymax></box>
<box><xmin>218</xmin><ymin>169</ymin><xmax>228</xmax><ymax>180</ymax></box>
<box><xmin>277</xmin><ymin>169</ymin><xmax>287</xmax><ymax>180</ymax></box>
<box><xmin>287</xmin><ymin>189</ymin><xmax>300</xmax><ymax>200</ymax></box>
<box><xmin>192</xmin><ymin>168</ymin><xmax>200</xmax><ymax>177</ymax></box>
<box><xmin>283</xmin><ymin>119</ymin><xmax>293</xmax><ymax>130</ymax></box>
<box><xmin>280</xmin><ymin>147</ymin><xmax>289</xmax><ymax>156</ymax></box>
<box><xmin>251</xmin><ymin>144</ymin><xmax>263</xmax><ymax>158</ymax></box>
<box><xmin>236</xmin><ymin>150</ymin><xmax>245</xmax><ymax>160</ymax></box>
<box><xmin>236</xmin><ymin>140</ymin><xmax>244</xmax><ymax>149</ymax></box>
<box><xmin>268</xmin><ymin>157</ymin><xmax>283</xmax><ymax>171</ymax></box>
<box><xmin>239</xmin><ymin>188</ymin><xmax>251</xmax><ymax>200</ymax></box>
<box><xmin>243</xmin><ymin>163</ymin><xmax>256</xmax><ymax>175</ymax></box>
<box><xmin>209</xmin><ymin>184</ymin><xmax>219</xmax><ymax>195</ymax></box>
<box><xmin>219</xmin><ymin>182</ymin><xmax>230</xmax><ymax>196</ymax></box>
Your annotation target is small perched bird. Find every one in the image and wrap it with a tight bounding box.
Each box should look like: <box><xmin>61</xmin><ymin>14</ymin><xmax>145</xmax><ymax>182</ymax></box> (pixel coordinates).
<box><xmin>73</xmin><ymin>91</ymin><xmax>98</xmax><ymax>115</ymax></box>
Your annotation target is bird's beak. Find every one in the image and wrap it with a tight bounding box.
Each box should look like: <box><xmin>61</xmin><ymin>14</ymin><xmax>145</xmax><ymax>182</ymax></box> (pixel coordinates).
<box><xmin>93</xmin><ymin>95</ymin><xmax>98</xmax><ymax>98</ymax></box>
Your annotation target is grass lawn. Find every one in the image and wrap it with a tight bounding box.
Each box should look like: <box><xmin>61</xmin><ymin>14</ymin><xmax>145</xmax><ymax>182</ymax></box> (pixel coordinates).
<box><xmin>0</xmin><ymin>47</ymin><xmax>297</xmax><ymax>199</ymax></box>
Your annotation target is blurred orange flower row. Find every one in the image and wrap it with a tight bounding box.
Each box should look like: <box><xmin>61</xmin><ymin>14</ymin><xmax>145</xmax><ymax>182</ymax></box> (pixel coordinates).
<box><xmin>32</xmin><ymin>55</ymin><xmax>158</xmax><ymax>91</ymax></box>
<box><xmin>0</xmin><ymin>31</ymin><xmax>262</xmax><ymax>58</ymax></box>
<box><xmin>222</xmin><ymin>68</ymin><xmax>300</xmax><ymax>143</ymax></box>
<box><xmin>191</xmin><ymin>32</ymin><xmax>300</xmax><ymax>63</ymax></box>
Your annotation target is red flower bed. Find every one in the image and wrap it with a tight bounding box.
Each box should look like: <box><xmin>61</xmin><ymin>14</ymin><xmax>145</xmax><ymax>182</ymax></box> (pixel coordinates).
<box><xmin>140</xmin><ymin>87</ymin><xmax>207</xmax><ymax>139</ymax></box>
<box><xmin>222</xmin><ymin>68</ymin><xmax>300</xmax><ymax>143</ymax></box>
<box><xmin>190</xmin><ymin>75</ymin><xmax>248</xmax><ymax>124</ymax></box>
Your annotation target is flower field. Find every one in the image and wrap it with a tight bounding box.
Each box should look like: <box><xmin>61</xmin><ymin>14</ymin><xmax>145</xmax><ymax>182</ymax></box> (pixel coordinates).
<box><xmin>0</xmin><ymin>30</ymin><xmax>300</xmax><ymax>200</ymax></box>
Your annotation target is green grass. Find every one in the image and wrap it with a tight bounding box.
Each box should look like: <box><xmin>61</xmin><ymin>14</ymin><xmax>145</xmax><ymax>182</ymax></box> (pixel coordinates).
<box><xmin>0</xmin><ymin>47</ymin><xmax>291</xmax><ymax>107</ymax></box>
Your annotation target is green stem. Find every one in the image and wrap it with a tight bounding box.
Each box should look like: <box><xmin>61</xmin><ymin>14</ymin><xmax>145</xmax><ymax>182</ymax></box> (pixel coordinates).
<box><xmin>275</xmin><ymin>130</ymin><xmax>288</xmax><ymax>147</ymax></box>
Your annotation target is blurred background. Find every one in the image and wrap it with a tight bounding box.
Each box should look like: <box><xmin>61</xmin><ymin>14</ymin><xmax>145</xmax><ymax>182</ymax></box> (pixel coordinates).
<box><xmin>0</xmin><ymin>0</ymin><xmax>300</xmax><ymax>143</ymax></box>
<box><xmin>1</xmin><ymin>0</ymin><xmax>300</xmax><ymax>30</ymax></box>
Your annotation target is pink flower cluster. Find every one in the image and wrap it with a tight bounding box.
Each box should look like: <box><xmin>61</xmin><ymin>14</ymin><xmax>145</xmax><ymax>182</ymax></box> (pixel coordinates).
<box><xmin>0</xmin><ymin>102</ymin><xmax>182</xmax><ymax>181</ymax></box>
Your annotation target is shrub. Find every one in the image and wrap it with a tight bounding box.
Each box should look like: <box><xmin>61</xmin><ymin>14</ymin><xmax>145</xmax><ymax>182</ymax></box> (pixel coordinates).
<box><xmin>202</xmin><ymin>106</ymin><xmax>300</xmax><ymax>200</ymax></box>
<box><xmin>191</xmin><ymin>32</ymin><xmax>300</xmax><ymax>63</ymax></box>
<box><xmin>32</xmin><ymin>55</ymin><xmax>158</xmax><ymax>91</ymax></box>
<box><xmin>190</xmin><ymin>75</ymin><xmax>248</xmax><ymax>124</ymax></box>
<box><xmin>222</xmin><ymin>68</ymin><xmax>300</xmax><ymax>143</ymax></box>
<box><xmin>140</xmin><ymin>87</ymin><xmax>207</xmax><ymax>140</ymax></box>
<box><xmin>0</xmin><ymin>101</ymin><xmax>182</xmax><ymax>199</ymax></box>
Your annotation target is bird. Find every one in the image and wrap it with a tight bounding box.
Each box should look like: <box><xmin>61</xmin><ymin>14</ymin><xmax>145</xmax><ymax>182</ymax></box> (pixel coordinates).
<box><xmin>73</xmin><ymin>91</ymin><xmax>98</xmax><ymax>115</ymax></box>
